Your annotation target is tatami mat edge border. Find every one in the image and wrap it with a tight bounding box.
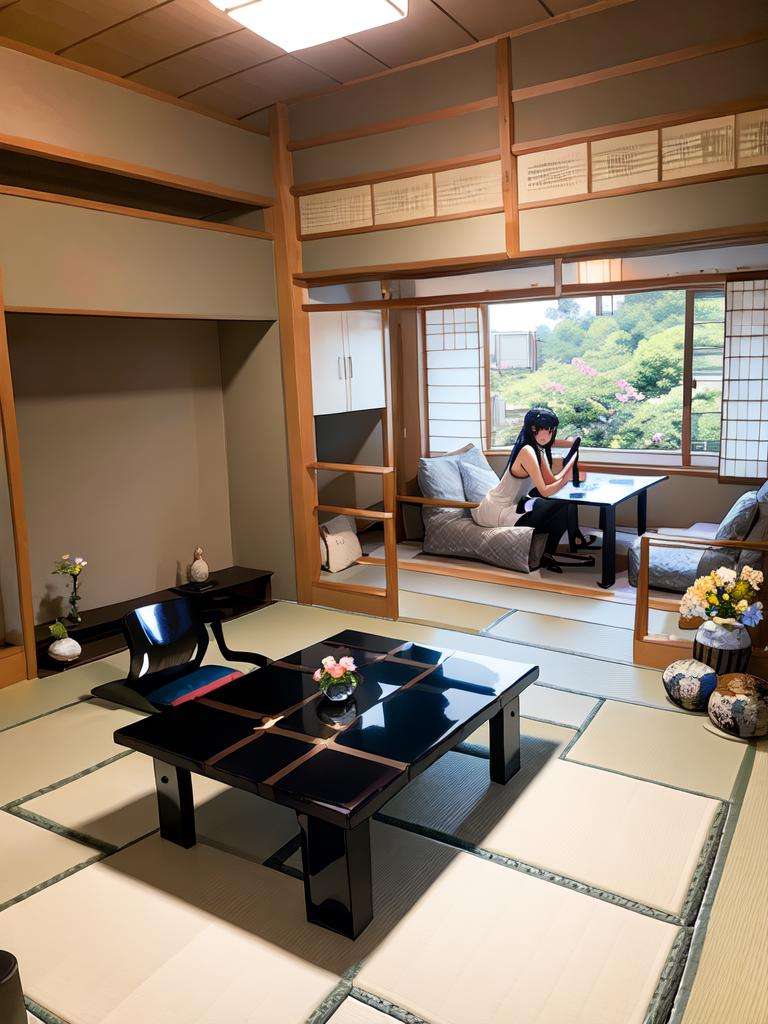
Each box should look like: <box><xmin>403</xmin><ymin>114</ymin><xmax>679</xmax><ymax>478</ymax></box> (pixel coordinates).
<box><xmin>666</xmin><ymin>743</ymin><xmax>758</xmax><ymax>1024</ymax></box>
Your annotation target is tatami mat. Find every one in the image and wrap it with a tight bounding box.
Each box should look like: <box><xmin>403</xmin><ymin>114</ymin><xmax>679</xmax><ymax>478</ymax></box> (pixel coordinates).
<box><xmin>566</xmin><ymin>701</ymin><xmax>747</xmax><ymax>800</ymax></box>
<box><xmin>356</xmin><ymin>848</ymin><xmax>679</xmax><ymax>1024</ymax></box>
<box><xmin>520</xmin><ymin>684</ymin><xmax>599</xmax><ymax>727</ymax></box>
<box><xmin>333</xmin><ymin>559</ymin><xmax>680</xmax><ymax>634</ymax></box>
<box><xmin>1</xmin><ymin>835</ymin><xmax>339</xmax><ymax>1024</ymax></box>
<box><xmin>221</xmin><ymin>602</ymin><xmax>671</xmax><ymax>709</ymax></box>
<box><xmin>461</xmin><ymin>715</ymin><xmax>575</xmax><ymax>762</ymax></box>
<box><xmin>331</xmin><ymin>999</ymin><xmax>392</xmax><ymax>1023</ymax></box>
<box><xmin>397</xmin><ymin>590</ymin><xmax>508</xmax><ymax>632</ymax></box>
<box><xmin>19</xmin><ymin>753</ymin><xmax>299</xmax><ymax>859</ymax></box>
<box><xmin>0</xmin><ymin>811</ymin><xmax>97</xmax><ymax>907</ymax></box>
<box><xmin>0</xmin><ymin>702</ymin><xmax>145</xmax><ymax>806</ymax></box>
<box><xmin>682</xmin><ymin>743</ymin><xmax>768</xmax><ymax>1024</ymax></box>
<box><xmin>383</xmin><ymin>752</ymin><xmax>718</xmax><ymax>918</ymax></box>
<box><xmin>489</xmin><ymin>610</ymin><xmax>634</xmax><ymax>661</ymax></box>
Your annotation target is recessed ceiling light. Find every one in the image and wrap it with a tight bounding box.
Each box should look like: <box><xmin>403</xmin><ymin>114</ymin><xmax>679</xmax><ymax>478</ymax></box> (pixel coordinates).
<box><xmin>210</xmin><ymin>0</ymin><xmax>408</xmax><ymax>52</ymax></box>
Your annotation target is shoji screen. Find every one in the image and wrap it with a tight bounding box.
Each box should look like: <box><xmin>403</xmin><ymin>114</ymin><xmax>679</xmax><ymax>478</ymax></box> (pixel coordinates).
<box><xmin>719</xmin><ymin>279</ymin><xmax>768</xmax><ymax>481</ymax></box>
<box><xmin>424</xmin><ymin>307</ymin><xmax>487</xmax><ymax>454</ymax></box>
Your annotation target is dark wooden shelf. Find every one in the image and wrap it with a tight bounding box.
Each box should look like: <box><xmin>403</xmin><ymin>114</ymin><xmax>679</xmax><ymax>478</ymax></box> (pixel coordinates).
<box><xmin>35</xmin><ymin>566</ymin><xmax>273</xmax><ymax>677</ymax></box>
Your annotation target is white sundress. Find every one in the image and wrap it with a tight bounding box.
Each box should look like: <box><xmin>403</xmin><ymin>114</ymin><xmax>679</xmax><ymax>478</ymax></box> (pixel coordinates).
<box><xmin>471</xmin><ymin>467</ymin><xmax>533</xmax><ymax>528</ymax></box>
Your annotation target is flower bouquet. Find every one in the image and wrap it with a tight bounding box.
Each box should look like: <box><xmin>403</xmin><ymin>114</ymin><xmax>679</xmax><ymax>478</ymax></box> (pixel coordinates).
<box><xmin>313</xmin><ymin>655</ymin><xmax>360</xmax><ymax>702</ymax></box>
<box><xmin>53</xmin><ymin>554</ymin><xmax>88</xmax><ymax>624</ymax></box>
<box><xmin>681</xmin><ymin>566</ymin><xmax>763</xmax><ymax>674</ymax></box>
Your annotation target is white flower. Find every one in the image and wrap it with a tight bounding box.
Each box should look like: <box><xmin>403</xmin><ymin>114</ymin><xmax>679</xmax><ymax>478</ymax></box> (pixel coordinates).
<box><xmin>714</xmin><ymin>567</ymin><xmax>737</xmax><ymax>587</ymax></box>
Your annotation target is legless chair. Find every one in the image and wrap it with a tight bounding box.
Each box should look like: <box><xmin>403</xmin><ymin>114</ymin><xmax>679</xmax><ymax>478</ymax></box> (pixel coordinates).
<box><xmin>91</xmin><ymin>597</ymin><xmax>255</xmax><ymax>713</ymax></box>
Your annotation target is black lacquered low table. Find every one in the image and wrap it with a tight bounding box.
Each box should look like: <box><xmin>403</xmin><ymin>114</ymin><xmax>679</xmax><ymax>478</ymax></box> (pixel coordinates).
<box><xmin>114</xmin><ymin>630</ymin><xmax>538</xmax><ymax>938</ymax></box>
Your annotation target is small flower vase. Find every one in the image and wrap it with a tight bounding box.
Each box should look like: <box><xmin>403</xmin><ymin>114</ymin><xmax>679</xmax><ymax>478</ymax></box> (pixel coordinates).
<box><xmin>692</xmin><ymin>620</ymin><xmax>752</xmax><ymax>675</ymax></box>
<box><xmin>48</xmin><ymin>637</ymin><xmax>82</xmax><ymax>663</ymax></box>
<box><xmin>322</xmin><ymin>676</ymin><xmax>357</xmax><ymax>702</ymax></box>
<box><xmin>68</xmin><ymin>575</ymin><xmax>82</xmax><ymax>624</ymax></box>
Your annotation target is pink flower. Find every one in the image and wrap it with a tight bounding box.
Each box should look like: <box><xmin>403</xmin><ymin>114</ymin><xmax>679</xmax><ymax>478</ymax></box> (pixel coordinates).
<box><xmin>321</xmin><ymin>656</ymin><xmax>336</xmax><ymax>669</ymax></box>
<box><xmin>616</xmin><ymin>392</ymin><xmax>629</xmax><ymax>403</ymax></box>
<box><xmin>328</xmin><ymin>662</ymin><xmax>345</xmax><ymax>678</ymax></box>
<box><xmin>313</xmin><ymin>668</ymin><xmax>322</xmax><ymax>682</ymax></box>
<box><xmin>546</xmin><ymin>381</ymin><xmax>566</xmax><ymax>394</ymax></box>
<box><xmin>651</xmin><ymin>432</ymin><xmax>664</xmax><ymax>445</ymax></box>
<box><xmin>338</xmin><ymin>656</ymin><xmax>356</xmax><ymax>672</ymax></box>
<box><xmin>572</xmin><ymin>357</ymin><xmax>597</xmax><ymax>377</ymax></box>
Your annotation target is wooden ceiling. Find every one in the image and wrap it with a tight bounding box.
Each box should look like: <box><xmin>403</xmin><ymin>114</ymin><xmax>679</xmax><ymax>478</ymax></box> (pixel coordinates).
<box><xmin>0</xmin><ymin>0</ymin><xmax>595</xmax><ymax>129</ymax></box>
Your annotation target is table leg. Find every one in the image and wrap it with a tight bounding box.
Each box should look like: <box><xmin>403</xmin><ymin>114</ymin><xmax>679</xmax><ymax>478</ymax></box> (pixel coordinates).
<box><xmin>297</xmin><ymin>814</ymin><xmax>372</xmax><ymax>939</ymax></box>
<box><xmin>599</xmin><ymin>506</ymin><xmax>617</xmax><ymax>589</ymax></box>
<box><xmin>489</xmin><ymin>697</ymin><xmax>521</xmax><ymax>784</ymax></box>
<box><xmin>637</xmin><ymin>490</ymin><xmax>648</xmax><ymax>536</ymax></box>
<box><xmin>153</xmin><ymin>760</ymin><xmax>196</xmax><ymax>848</ymax></box>
<box><xmin>210</xmin><ymin>615</ymin><xmax>269</xmax><ymax>668</ymax></box>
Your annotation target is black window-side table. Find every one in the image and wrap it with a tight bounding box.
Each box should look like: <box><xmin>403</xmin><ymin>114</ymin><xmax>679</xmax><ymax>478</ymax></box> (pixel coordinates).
<box><xmin>115</xmin><ymin>630</ymin><xmax>538</xmax><ymax>939</ymax></box>
<box><xmin>548</xmin><ymin>473</ymin><xmax>668</xmax><ymax>588</ymax></box>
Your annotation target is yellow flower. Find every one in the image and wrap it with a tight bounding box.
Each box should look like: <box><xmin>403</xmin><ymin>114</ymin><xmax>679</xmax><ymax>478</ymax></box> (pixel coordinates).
<box><xmin>708</xmin><ymin>595</ymin><xmax>719</xmax><ymax>605</ymax></box>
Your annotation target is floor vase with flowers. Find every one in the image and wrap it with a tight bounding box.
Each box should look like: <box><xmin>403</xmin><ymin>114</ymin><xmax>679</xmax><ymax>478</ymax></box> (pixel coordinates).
<box><xmin>682</xmin><ymin>565</ymin><xmax>763</xmax><ymax>675</ymax></box>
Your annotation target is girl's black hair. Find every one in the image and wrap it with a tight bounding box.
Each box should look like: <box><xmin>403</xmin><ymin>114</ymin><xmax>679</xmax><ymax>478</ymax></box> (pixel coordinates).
<box><xmin>506</xmin><ymin>406</ymin><xmax>559</xmax><ymax>474</ymax></box>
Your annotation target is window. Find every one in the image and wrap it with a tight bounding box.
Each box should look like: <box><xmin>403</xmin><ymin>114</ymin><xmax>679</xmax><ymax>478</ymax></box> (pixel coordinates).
<box><xmin>422</xmin><ymin>287</ymin><xmax>726</xmax><ymax>464</ymax></box>
<box><xmin>424</xmin><ymin>307</ymin><xmax>487</xmax><ymax>453</ymax></box>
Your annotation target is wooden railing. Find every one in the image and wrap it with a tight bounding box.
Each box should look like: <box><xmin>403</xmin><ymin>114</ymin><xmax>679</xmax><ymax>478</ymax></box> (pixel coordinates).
<box><xmin>633</xmin><ymin>533</ymin><xmax>768</xmax><ymax>669</ymax></box>
<box><xmin>311</xmin><ymin>464</ymin><xmax>398</xmax><ymax>619</ymax></box>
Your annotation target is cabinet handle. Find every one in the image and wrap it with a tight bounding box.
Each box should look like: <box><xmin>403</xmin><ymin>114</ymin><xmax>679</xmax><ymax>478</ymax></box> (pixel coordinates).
<box><xmin>338</xmin><ymin>356</ymin><xmax>345</xmax><ymax>380</ymax></box>
<box><xmin>347</xmin><ymin>356</ymin><xmax>353</xmax><ymax>379</ymax></box>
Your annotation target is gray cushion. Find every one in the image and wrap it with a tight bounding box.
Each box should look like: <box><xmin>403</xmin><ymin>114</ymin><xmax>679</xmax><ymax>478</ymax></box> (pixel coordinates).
<box><xmin>738</xmin><ymin>480</ymin><xmax>768</xmax><ymax>571</ymax></box>
<box><xmin>423</xmin><ymin>510</ymin><xmax>546</xmax><ymax>573</ymax></box>
<box><xmin>628</xmin><ymin>538</ymin><xmax>703</xmax><ymax>593</ymax></box>
<box><xmin>459</xmin><ymin>460</ymin><xmax>499</xmax><ymax>503</ymax></box>
<box><xmin>697</xmin><ymin>489</ymin><xmax>757</xmax><ymax>576</ymax></box>
<box><xmin>418</xmin><ymin>445</ymin><xmax>495</xmax><ymax>523</ymax></box>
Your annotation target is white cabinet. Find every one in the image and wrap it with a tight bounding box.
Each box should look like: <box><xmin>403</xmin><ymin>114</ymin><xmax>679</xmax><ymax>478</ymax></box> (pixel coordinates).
<box><xmin>309</xmin><ymin>309</ymin><xmax>385</xmax><ymax>415</ymax></box>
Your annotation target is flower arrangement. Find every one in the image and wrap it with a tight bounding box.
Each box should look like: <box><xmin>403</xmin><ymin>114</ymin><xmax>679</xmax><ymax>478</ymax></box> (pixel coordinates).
<box><xmin>313</xmin><ymin>655</ymin><xmax>360</xmax><ymax>701</ymax></box>
<box><xmin>52</xmin><ymin>553</ymin><xmax>88</xmax><ymax>623</ymax></box>
<box><xmin>680</xmin><ymin>565</ymin><xmax>764</xmax><ymax>629</ymax></box>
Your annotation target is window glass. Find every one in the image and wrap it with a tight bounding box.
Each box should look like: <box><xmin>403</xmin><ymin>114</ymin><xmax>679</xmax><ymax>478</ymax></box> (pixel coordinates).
<box><xmin>486</xmin><ymin>290</ymin><xmax>717</xmax><ymax>454</ymax></box>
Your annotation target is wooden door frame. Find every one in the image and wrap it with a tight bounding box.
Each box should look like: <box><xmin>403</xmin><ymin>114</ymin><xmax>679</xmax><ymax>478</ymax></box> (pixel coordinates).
<box><xmin>0</xmin><ymin>270</ymin><xmax>38</xmax><ymax>683</ymax></box>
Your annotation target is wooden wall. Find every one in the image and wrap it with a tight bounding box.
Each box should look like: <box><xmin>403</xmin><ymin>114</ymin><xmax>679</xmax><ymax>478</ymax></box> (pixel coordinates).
<box><xmin>284</xmin><ymin>0</ymin><xmax>768</xmax><ymax>282</ymax></box>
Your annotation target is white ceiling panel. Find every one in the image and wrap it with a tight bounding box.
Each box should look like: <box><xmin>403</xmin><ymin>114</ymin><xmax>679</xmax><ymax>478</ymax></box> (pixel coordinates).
<box><xmin>129</xmin><ymin>27</ymin><xmax>281</xmax><ymax>94</ymax></box>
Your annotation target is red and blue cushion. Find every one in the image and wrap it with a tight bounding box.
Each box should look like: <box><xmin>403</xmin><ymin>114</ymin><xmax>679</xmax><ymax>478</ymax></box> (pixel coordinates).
<box><xmin>147</xmin><ymin>665</ymin><xmax>243</xmax><ymax>708</ymax></box>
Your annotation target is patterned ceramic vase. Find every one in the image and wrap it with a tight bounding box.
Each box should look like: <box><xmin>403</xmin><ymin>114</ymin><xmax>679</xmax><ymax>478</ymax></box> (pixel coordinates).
<box><xmin>708</xmin><ymin>673</ymin><xmax>768</xmax><ymax>738</ymax></box>
<box><xmin>662</xmin><ymin>658</ymin><xmax>717</xmax><ymax>711</ymax></box>
<box><xmin>692</xmin><ymin>621</ymin><xmax>751</xmax><ymax>675</ymax></box>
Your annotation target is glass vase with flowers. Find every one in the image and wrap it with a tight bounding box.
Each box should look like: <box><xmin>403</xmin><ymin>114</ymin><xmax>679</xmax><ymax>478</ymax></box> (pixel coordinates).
<box><xmin>313</xmin><ymin>655</ymin><xmax>360</xmax><ymax>702</ymax></box>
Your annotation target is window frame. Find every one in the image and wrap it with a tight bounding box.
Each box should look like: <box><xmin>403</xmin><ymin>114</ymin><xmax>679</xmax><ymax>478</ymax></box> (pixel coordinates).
<box><xmin>420</xmin><ymin>284</ymin><xmax>725</xmax><ymax>471</ymax></box>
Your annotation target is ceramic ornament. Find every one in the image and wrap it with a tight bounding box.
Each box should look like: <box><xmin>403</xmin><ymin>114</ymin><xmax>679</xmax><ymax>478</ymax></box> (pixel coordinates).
<box><xmin>189</xmin><ymin>546</ymin><xmax>210</xmax><ymax>584</ymax></box>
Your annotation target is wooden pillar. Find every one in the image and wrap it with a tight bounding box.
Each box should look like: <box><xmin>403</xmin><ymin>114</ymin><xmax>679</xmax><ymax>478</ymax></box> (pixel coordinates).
<box><xmin>0</xmin><ymin>270</ymin><xmax>37</xmax><ymax>682</ymax></box>
<box><xmin>269</xmin><ymin>104</ymin><xmax>320</xmax><ymax>604</ymax></box>
<box><xmin>496</xmin><ymin>37</ymin><xmax>519</xmax><ymax>257</ymax></box>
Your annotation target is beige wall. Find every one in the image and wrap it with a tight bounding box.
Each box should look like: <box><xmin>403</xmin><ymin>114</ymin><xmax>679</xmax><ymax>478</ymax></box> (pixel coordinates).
<box><xmin>218</xmin><ymin>322</ymin><xmax>297</xmax><ymax>601</ymax></box>
<box><xmin>7</xmin><ymin>314</ymin><xmax>233</xmax><ymax>622</ymax></box>
<box><xmin>0</xmin><ymin>44</ymin><xmax>273</xmax><ymax>197</ymax></box>
<box><xmin>315</xmin><ymin>410</ymin><xmax>385</xmax><ymax>513</ymax></box>
<box><xmin>0</xmin><ymin>193</ymin><xmax>277</xmax><ymax>318</ymax></box>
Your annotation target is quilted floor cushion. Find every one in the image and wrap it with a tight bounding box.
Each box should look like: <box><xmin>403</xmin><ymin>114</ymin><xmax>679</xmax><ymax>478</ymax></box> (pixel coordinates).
<box><xmin>424</xmin><ymin>511</ymin><xmax>545</xmax><ymax>572</ymax></box>
<box><xmin>149</xmin><ymin>666</ymin><xmax>244</xmax><ymax>708</ymax></box>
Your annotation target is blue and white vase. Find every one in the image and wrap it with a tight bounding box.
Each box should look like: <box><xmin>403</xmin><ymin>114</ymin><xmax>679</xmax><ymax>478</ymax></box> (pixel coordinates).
<box><xmin>692</xmin><ymin>621</ymin><xmax>751</xmax><ymax>675</ymax></box>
